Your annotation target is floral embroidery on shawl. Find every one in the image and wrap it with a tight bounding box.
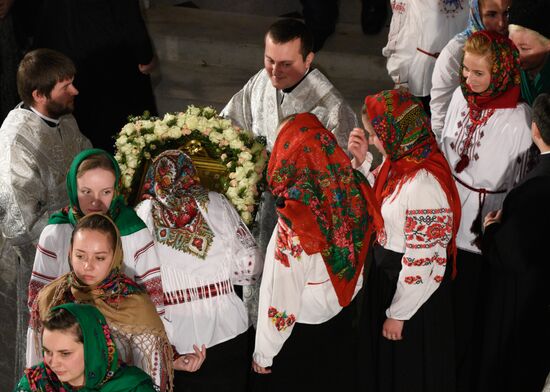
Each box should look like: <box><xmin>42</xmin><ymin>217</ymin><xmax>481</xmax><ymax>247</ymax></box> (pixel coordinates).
<box><xmin>268</xmin><ymin>306</ymin><xmax>296</xmax><ymax>332</ymax></box>
<box><xmin>142</xmin><ymin>150</ymin><xmax>214</xmax><ymax>259</ymax></box>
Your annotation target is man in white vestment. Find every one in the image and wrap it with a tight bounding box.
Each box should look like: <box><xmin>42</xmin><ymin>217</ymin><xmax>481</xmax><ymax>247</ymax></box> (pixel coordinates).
<box><xmin>222</xmin><ymin>18</ymin><xmax>357</xmax><ymax>153</ymax></box>
<box><xmin>222</xmin><ymin>18</ymin><xmax>358</xmax><ymax>256</ymax></box>
<box><xmin>0</xmin><ymin>48</ymin><xmax>91</xmax><ymax>385</ymax></box>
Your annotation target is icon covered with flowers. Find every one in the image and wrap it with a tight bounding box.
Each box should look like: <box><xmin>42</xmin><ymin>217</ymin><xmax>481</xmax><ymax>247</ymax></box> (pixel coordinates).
<box><xmin>114</xmin><ymin>106</ymin><xmax>268</xmax><ymax>226</ymax></box>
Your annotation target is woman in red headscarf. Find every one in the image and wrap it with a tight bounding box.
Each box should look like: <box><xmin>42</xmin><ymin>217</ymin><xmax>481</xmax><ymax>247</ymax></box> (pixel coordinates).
<box><xmin>251</xmin><ymin>113</ymin><xmax>380</xmax><ymax>391</ymax></box>
<box><xmin>439</xmin><ymin>30</ymin><xmax>532</xmax><ymax>390</ymax></box>
<box><xmin>349</xmin><ymin>89</ymin><xmax>461</xmax><ymax>392</ymax></box>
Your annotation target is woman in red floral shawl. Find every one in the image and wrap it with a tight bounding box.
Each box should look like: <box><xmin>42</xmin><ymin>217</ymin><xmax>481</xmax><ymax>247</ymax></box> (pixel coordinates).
<box><xmin>349</xmin><ymin>89</ymin><xmax>461</xmax><ymax>392</ymax></box>
<box><xmin>251</xmin><ymin>112</ymin><xmax>380</xmax><ymax>391</ymax></box>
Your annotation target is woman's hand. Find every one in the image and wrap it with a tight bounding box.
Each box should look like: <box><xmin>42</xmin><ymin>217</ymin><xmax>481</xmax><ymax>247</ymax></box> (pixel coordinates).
<box><xmin>348</xmin><ymin>127</ymin><xmax>369</xmax><ymax>168</ymax></box>
<box><xmin>252</xmin><ymin>360</ymin><xmax>272</xmax><ymax>374</ymax></box>
<box><xmin>173</xmin><ymin>344</ymin><xmax>207</xmax><ymax>372</ymax></box>
<box><xmin>138</xmin><ymin>56</ymin><xmax>157</xmax><ymax>75</ymax></box>
<box><xmin>382</xmin><ymin>318</ymin><xmax>404</xmax><ymax>341</ymax></box>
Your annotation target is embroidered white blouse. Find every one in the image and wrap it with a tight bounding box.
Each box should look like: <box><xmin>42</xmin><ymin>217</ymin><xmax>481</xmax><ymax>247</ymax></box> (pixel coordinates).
<box><xmin>136</xmin><ymin>192</ymin><xmax>261</xmax><ymax>356</ymax></box>
<box><xmin>357</xmin><ymin>160</ymin><xmax>453</xmax><ymax>320</ymax></box>
<box><xmin>29</xmin><ymin>224</ymin><xmax>165</xmax><ymax>314</ymax></box>
<box><xmin>440</xmin><ymin>88</ymin><xmax>533</xmax><ymax>253</ymax></box>
<box><xmin>383</xmin><ymin>0</ymin><xmax>468</xmax><ymax>97</ymax></box>
<box><xmin>253</xmin><ymin>220</ymin><xmax>363</xmax><ymax>368</ymax></box>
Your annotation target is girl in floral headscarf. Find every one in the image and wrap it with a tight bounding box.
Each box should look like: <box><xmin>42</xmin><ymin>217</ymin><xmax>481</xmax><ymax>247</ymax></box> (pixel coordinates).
<box><xmin>348</xmin><ymin>89</ymin><xmax>461</xmax><ymax>392</ymax></box>
<box><xmin>252</xmin><ymin>113</ymin><xmax>380</xmax><ymax>390</ymax></box>
<box><xmin>431</xmin><ymin>0</ymin><xmax>512</xmax><ymax>136</ymax></box>
<box><xmin>16</xmin><ymin>303</ymin><xmax>156</xmax><ymax>392</ymax></box>
<box><xmin>439</xmin><ymin>30</ymin><xmax>532</xmax><ymax>390</ymax></box>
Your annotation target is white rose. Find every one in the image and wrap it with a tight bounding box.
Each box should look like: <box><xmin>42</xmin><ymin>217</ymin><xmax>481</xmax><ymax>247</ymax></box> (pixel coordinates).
<box><xmin>140</xmin><ymin>120</ymin><xmax>154</xmax><ymax>131</ymax></box>
<box><xmin>234</xmin><ymin>166</ymin><xmax>246</xmax><ymax>181</ymax></box>
<box><xmin>144</xmin><ymin>133</ymin><xmax>158</xmax><ymax>143</ymax></box>
<box><xmin>186</xmin><ymin>116</ymin><xmax>199</xmax><ymax>130</ymax></box>
<box><xmin>222</xmin><ymin>128</ymin><xmax>238</xmax><ymax>141</ymax></box>
<box><xmin>154</xmin><ymin>123</ymin><xmax>169</xmax><ymax>137</ymax></box>
<box><xmin>219</xmin><ymin>119</ymin><xmax>232</xmax><ymax>129</ymax></box>
<box><xmin>187</xmin><ymin>106</ymin><xmax>201</xmax><ymax>116</ymax></box>
<box><xmin>168</xmin><ymin>126</ymin><xmax>182</xmax><ymax>139</ymax></box>
<box><xmin>176</xmin><ymin>116</ymin><xmax>186</xmax><ymax>128</ymax></box>
<box><xmin>230</xmin><ymin>139</ymin><xmax>244</xmax><ymax>150</ymax></box>
<box><xmin>122</xmin><ymin>123</ymin><xmax>137</xmax><ymax>136</ymax></box>
<box><xmin>242</xmin><ymin>161</ymin><xmax>255</xmax><ymax>172</ymax></box>
<box><xmin>127</xmin><ymin>157</ymin><xmax>139</xmax><ymax>169</ymax></box>
<box><xmin>238</xmin><ymin>151</ymin><xmax>253</xmax><ymax>161</ymax></box>
<box><xmin>209</xmin><ymin>131</ymin><xmax>223</xmax><ymax>144</ymax></box>
<box><xmin>203</xmin><ymin>106</ymin><xmax>216</xmax><ymax>117</ymax></box>
<box><xmin>122</xmin><ymin>174</ymin><xmax>133</xmax><ymax>188</ymax></box>
<box><xmin>163</xmin><ymin>113</ymin><xmax>177</xmax><ymax>123</ymax></box>
<box><xmin>241</xmin><ymin>211</ymin><xmax>252</xmax><ymax>225</ymax></box>
<box><xmin>226</xmin><ymin>187</ymin><xmax>238</xmax><ymax>199</ymax></box>
<box><xmin>116</xmin><ymin>135</ymin><xmax>128</xmax><ymax>146</ymax></box>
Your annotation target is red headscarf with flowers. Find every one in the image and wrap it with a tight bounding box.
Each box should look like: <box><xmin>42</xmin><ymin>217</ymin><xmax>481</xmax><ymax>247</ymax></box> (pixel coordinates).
<box><xmin>455</xmin><ymin>31</ymin><xmax>522</xmax><ymax>173</ymax></box>
<box><xmin>141</xmin><ymin>150</ymin><xmax>214</xmax><ymax>259</ymax></box>
<box><xmin>365</xmin><ymin>89</ymin><xmax>462</xmax><ymax>277</ymax></box>
<box><xmin>268</xmin><ymin>113</ymin><xmax>381</xmax><ymax>306</ymax></box>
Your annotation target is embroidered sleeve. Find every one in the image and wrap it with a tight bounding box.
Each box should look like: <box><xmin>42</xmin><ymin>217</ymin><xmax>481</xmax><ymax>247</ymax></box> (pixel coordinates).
<box><xmin>28</xmin><ymin>225</ymin><xmax>65</xmax><ymax>311</ymax></box>
<box><xmin>386</xmin><ymin>174</ymin><xmax>453</xmax><ymax>320</ymax></box>
<box><xmin>128</xmin><ymin>229</ymin><xmax>165</xmax><ymax>316</ymax></box>
<box><xmin>382</xmin><ymin>0</ymin><xmax>415</xmax><ymax>87</ymax></box>
<box><xmin>253</xmin><ymin>220</ymin><xmax>307</xmax><ymax>368</ymax></box>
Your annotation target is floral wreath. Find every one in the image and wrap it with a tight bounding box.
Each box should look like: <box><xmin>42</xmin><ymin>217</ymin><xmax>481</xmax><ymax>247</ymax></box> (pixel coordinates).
<box><xmin>114</xmin><ymin>106</ymin><xmax>267</xmax><ymax>226</ymax></box>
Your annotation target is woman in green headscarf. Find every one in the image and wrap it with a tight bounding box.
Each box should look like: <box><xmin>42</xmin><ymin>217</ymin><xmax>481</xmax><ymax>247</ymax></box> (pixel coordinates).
<box><xmin>28</xmin><ymin>148</ymin><xmax>164</xmax><ymax>318</ymax></box>
<box><xmin>15</xmin><ymin>302</ymin><xmax>157</xmax><ymax>392</ymax></box>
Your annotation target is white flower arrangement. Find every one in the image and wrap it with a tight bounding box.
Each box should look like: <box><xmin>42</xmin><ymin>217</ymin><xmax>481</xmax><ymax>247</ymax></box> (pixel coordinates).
<box><xmin>114</xmin><ymin>106</ymin><xmax>268</xmax><ymax>225</ymax></box>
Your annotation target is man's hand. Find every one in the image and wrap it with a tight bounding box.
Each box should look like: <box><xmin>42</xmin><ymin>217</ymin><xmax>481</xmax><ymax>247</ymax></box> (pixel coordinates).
<box><xmin>173</xmin><ymin>344</ymin><xmax>207</xmax><ymax>372</ymax></box>
<box><xmin>252</xmin><ymin>360</ymin><xmax>272</xmax><ymax>374</ymax></box>
<box><xmin>348</xmin><ymin>127</ymin><xmax>369</xmax><ymax>168</ymax></box>
<box><xmin>483</xmin><ymin>209</ymin><xmax>502</xmax><ymax>229</ymax></box>
<box><xmin>382</xmin><ymin>318</ymin><xmax>404</xmax><ymax>341</ymax></box>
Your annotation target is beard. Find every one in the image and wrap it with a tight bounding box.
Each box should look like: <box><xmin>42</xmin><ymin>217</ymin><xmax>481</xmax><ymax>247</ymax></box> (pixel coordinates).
<box><xmin>45</xmin><ymin>97</ymin><xmax>74</xmax><ymax>118</ymax></box>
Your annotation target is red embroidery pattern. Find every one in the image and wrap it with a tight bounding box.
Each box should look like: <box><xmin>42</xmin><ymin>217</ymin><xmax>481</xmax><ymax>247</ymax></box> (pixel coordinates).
<box><xmin>141</xmin><ymin>276</ymin><xmax>164</xmax><ymax>310</ymax></box>
<box><xmin>402</xmin><ymin>254</ymin><xmax>447</xmax><ymax>267</ymax></box>
<box><xmin>268</xmin><ymin>306</ymin><xmax>296</xmax><ymax>332</ymax></box>
<box><xmin>274</xmin><ymin>219</ymin><xmax>304</xmax><ymax>267</ymax></box>
<box><xmin>434</xmin><ymin>275</ymin><xmax>444</xmax><ymax>283</ymax></box>
<box><xmin>404</xmin><ymin>275</ymin><xmax>423</xmax><ymax>285</ymax></box>
<box><xmin>404</xmin><ymin>208</ymin><xmax>453</xmax><ymax>249</ymax></box>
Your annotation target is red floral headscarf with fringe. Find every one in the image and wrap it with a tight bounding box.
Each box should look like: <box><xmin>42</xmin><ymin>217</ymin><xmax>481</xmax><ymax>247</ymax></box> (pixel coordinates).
<box><xmin>365</xmin><ymin>89</ymin><xmax>462</xmax><ymax>278</ymax></box>
<box><xmin>268</xmin><ymin>113</ymin><xmax>382</xmax><ymax>306</ymax></box>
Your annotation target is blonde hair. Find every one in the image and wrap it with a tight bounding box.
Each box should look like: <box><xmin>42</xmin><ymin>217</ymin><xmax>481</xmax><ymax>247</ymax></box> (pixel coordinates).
<box><xmin>464</xmin><ymin>32</ymin><xmax>495</xmax><ymax>68</ymax></box>
<box><xmin>509</xmin><ymin>24</ymin><xmax>550</xmax><ymax>45</ymax></box>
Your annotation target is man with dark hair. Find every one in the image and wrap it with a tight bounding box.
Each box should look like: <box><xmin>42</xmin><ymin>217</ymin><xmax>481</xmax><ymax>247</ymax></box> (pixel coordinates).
<box><xmin>222</xmin><ymin>18</ymin><xmax>357</xmax><ymax>154</ymax></box>
<box><xmin>479</xmin><ymin>93</ymin><xmax>550</xmax><ymax>391</ymax></box>
<box><xmin>222</xmin><ymin>18</ymin><xmax>357</xmax><ymax>256</ymax></box>
<box><xmin>0</xmin><ymin>48</ymin><xmax>90</xmax><ymax>382</ymax></box>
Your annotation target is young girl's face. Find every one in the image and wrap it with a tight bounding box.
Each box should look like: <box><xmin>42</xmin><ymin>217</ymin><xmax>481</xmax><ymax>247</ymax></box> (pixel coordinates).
<box><xmin>362</xmin><ymin>114</ymin><xmax>387</xmax><ymax>157</ymax></box>
<box><xmin>43</xmin><ymin>328</ymin><xmax>85</xmax><ymax>387</ymax></box>
<box><xmin>462</xmin><ymin>51</ymin><xmax>492</xmax><ymax>93</ymax></box>
<box><xmin>71</xmin><ymin>229</ymin><xmax>114</xmax><ymax>286</ymax></box>
<box><xmin>77</xmin><ymin>167</ymin><xmax>116</xmax><ymax>215</ymax></box>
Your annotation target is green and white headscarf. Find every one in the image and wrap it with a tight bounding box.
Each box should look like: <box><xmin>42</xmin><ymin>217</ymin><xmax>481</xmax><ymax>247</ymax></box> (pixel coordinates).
<box><xmin>15</xmin><ymin>303</ymin><xmax>156</xmax><ymax>392</ymax></box>
<box><xmin>48</xmin><ymin>148</ymin><xmax>146</xmax><ymax>236</ymax></box>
